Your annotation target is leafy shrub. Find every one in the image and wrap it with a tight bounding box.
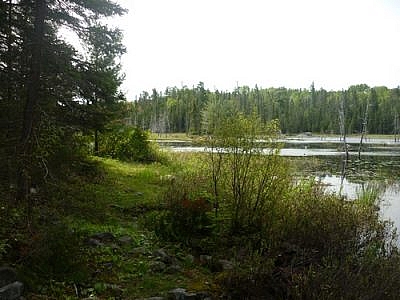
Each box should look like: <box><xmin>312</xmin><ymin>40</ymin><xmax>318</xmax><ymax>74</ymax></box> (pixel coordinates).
<box><xmin>207</xmin><ymin>114</ymin><xmax>289</xmax><ymax>234</ymax></box>
<box><xmin>100</xmin><ymin>125</ymin><xmax>164</xmax><ymax>163</ymax></box>
<box><xmin>152</xmin><ymin>169</ymin><xmax>213</xmax><ymax>245</ymax></box>
<box><xmin>203</xmin><ymin>114</ymin><xmax>400</xmax><ymax>298</ymax></box>
<box><xmin>156</xmin><ymin>195</ymin><xmax>212</xmax><ymax>244</ymax></box>
<box><xmin>19</xmin><ymin>220</ymin><xmax>88</xmax><ymax>286</ymax></box>
<box><xmin>216</xmin><ymin>179</ymin><xmax>400</xmax><ymax>299</ymax></box>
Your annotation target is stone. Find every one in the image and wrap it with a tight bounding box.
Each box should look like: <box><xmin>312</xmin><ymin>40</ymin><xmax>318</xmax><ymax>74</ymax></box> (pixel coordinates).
<box><xmin>130</xmin><ymin>247</ymin><xmax>147</xmax><ymax>257</ymax></box>
<box><xmin>0</xmin><ymin>281</ymin><xmax>23</xmax><ymax>300</ymax></box>
<box><xmin>150</xmin><ymin>261</ymin><xmax>167</xmax><ymax>273</ymax></box>
<box><xmin>199</xmin><ymin>255</ymin><xmax>212</xmax><ymax>266</ymax></box>
<box><xmin>166</xmin><ymin>288</ymin><xmax>211</xmax><ymax>300</ymax></box>
<box><xmin>218</xmin><ymin>259</ymin><xmax>234</xmax><ymax>271</ymax></box>
<box><xmin>167</xmin><ymin>288</ymin><xmax>187</xmax><ymax>300</ymax></box>
<box><xmin>86</xmin><ymin>238</ymin><xmax>104</xmax><ymax>247</ymax></box>
<box><xmin>91</xmin><ymin>232</ymin><xmax>115</xmax><ymax>243</ymax></box>
<box><xmin>165</xmin><ymin>264</ymin><xmax>181</xmax><ymax>274</ymax></box>
<box><xmin>167</xmin><ymin>288</ymin><xmax>200</xmax><ymax>300</ymax></box>
<box><xmin>0</xmin><ymin>267</ymin><xmax>17</xmax><ymax>288</ymax></box>
<box><xmin>153</xmin><ymin>249</ymin><xmax>175</xmax><ymax>264</ymax></box>
<box><xmin>118</xmin><ymin>235</ymin><xmax>133</xmax><ymax>245</ymax></box>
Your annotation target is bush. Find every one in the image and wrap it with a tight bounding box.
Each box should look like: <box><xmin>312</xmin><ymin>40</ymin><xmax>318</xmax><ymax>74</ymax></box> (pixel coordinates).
<box><xmin>18</xmin><ymin>220</ymin><xmax>89</xmax><ymax>287</ymax></box>
<box><xmin>154</xmin><ymin>172</ymin><xmax>212</xmax><ymax>245</ymax></box>
<box><xmin>201</xmin><ymin>114</ymin><xmax>400</xmax><ymax>298</ymax></box>
<box><xmin>216</xmin><ymin>179</ymin><xmax>400</xmax><ymax>299</ymax></box>
<box><xmin>207</xmin><ymin>114</ymin><xmax>289</xmax><ymax>234</ymax></box>
<box><xmin>99</xmin><ymin>125</ymin><xmax>164</xmax><ymax>163</ymax></box>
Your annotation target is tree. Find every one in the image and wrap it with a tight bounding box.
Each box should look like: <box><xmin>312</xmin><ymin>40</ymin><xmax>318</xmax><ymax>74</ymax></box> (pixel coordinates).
<box><xmin>207</xmin><ymin>113</ymin><xmax>287</xmax><ymax>232</ymax></box>
<box><xmin>78</xmin><ymin>23</ymin><xmax>126</xmax><ymax>154</ymax></box>
<box><xmin>0</xmin><ymin>0</ymin><xmax>127</xmax><ymax>205</ymax></box>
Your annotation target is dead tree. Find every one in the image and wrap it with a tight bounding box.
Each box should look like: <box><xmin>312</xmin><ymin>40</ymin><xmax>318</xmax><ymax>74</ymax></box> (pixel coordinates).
<box><xmin>358</xmin><ymin>102</ymin><xmax>369</xmax><ymax>159</ymax></box>
<box><xmin>338</xmin><ymin>94</ymin><xmax>348</xmax><ymax>196</ymax></box>
<box><xmin>394</xmin><ymin>113</ymin><xmax>399</xmax><ymax>143</ymax></box>
<box><xmin>339</xmin><ymin>94</ymin><xmax>349</xmax><ymax>160</ymax></box>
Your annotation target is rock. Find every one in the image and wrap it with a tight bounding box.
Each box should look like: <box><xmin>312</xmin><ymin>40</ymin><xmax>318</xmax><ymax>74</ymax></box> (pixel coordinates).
<box><xmin>153</xmin><ymin>249</ymin><xmax>175</xmax><ymax>264</ymax></box>
<box><xmin>118</xmin><ymin>235</ymin><xmax>133</xmax><ymax>245</ymax></box>
<box><xmin>91</xmin><ymin>232</ymin><xmax>115</xmax><ymax>243</ymax></box>
<box><xmin>0</xmin><ymin>267</ymin><xmax>17</xmax><ymax>287</ymax></box>
<box><xmin>167</xmin><ymin>288</ymin><xmax>211</xmax><ymax>300</ymax></box>
<box><xmin>168</xmin><ymin>288</ymin><xmax>199</xmax><ymax>300</ymax></box>
<box><xmin>165</xmin><ymin>264</ymin><xmax>181</xmax><ymax>274</ymax></box>
<box><xmin>199</xmin><ymin>255</ymin><xmax>212</xmax><ymax>266</ymax></box>
<box><xmin>130</xmin><ymin>247</ymin><xmax>147</xmax><ymax>257</ymax></box>
<box><xmin>167</xmin><ymin>288</ymin><xmax>192</xmax><ymax>300</ymax></box>
<box><xmin>218</xmin><ymin>259</ymin><xmax>234</xmax><ymax>271</ymax></box>
<box><xmin>150</xmin><ymin>261</ymin><xmax>167</xmax><ymax>273</ymax></box>
<box><xmin>86</xmin><ymin>238</ymin><xmax>104</xmax><ymax>247</ymax></box>
<box><xmin>0</xmin><ymin>281</ymin><xmax>24</xmax><ymax>300</ymax></box>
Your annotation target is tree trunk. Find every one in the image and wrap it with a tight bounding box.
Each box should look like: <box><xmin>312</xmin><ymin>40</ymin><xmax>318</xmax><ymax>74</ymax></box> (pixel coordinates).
<box><xmin>94</xmin><ymin>129</ymin><xmax>99</xmax><ymax>155</ymax></box>
<box><xmin>16</xmin><ymin>0</ymin><xmax>46</xmax><ymax>203</ymax></box>
<box><xmin>358</xmin><ymin>102</ymin><xmax>369</xmax><ymax>159</ymax></box>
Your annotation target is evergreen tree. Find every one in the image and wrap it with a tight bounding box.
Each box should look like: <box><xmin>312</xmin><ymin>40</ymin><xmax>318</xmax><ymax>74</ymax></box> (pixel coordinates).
<box><xmin>0</xmin><ymin>0</ymin><xmax>127</xmax><ymax>203</ymax></box>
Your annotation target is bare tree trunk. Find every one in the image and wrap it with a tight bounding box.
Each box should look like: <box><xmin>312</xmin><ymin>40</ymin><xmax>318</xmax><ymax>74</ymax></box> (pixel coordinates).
<box><xmin>339</xmin><ymin>94</ymin><xmax>348</xmax><ymax>160</ymax></box>
<box><xmin>17</xmin><ymin>0</ymin><xmax>46</xmax><ymax>205</ymax></box>
<box><xmin>338</xmin><ymin>93</ymin><xmax>348</xmax><ymax>197</ymax></box>
<box><xmin>394</xmin><ymin>113</ymin><xmax>399</xmax><ymax>143</ymax></box>
<box><xmin>358</xmin><ymin>102</ymin><xmax>369</xmax><ymax>159</ymax></box>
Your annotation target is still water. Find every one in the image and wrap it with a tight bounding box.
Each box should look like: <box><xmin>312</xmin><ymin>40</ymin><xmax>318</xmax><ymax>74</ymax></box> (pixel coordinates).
<box><xmin>158</xmin><ymin>137</ymin><xmax>400</xmax><ymax>231</ymax></box>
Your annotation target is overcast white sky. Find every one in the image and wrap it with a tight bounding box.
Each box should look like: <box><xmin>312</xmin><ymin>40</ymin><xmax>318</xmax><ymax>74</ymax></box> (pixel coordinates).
<box><xmin>113</xmin><ymin>0</ymin><xmax>400</xmax><ymax>99</ymax></box>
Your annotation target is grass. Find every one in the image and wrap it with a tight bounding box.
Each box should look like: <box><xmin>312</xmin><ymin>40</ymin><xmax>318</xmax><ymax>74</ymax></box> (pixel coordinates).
<box><xmin>3</xmin><ymin>149</ymin><xmax>400</xmax><ymax>299</ymax></box>
<box><xmin>13</xmin><ymin>157</ymin><xmax>214</xmax><ymax>299</ymax></box>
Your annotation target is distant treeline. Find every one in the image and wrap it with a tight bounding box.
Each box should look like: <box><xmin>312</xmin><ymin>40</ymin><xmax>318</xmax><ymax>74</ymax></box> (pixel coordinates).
<box><xmin>127</xmin><ymin>82</ymin><xmax>400</xmax><ymax>135</ymax></box>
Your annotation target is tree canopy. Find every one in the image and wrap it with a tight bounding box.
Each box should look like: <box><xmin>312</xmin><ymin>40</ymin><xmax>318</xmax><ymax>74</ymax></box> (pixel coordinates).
<box><xmin>0</xmin><ymin>0</ymin><xmax>127</xmax><ymax>202</ymax></box>
<box><xmin>128</xmin><ymin>83</ymin><xmax>400</xmax><ymax>136</ymax></box>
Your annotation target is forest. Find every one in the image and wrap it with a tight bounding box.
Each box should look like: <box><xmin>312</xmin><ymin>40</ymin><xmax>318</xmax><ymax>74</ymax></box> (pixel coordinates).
<box><xmin>129</xmin><ymin>82</ymin><xmax>400</xmax><ymax>136</ymax></box>
<box><xmin>2</xmin><ymin>1</ymin><xmax>400</xmax><ymax>299</ymax></box>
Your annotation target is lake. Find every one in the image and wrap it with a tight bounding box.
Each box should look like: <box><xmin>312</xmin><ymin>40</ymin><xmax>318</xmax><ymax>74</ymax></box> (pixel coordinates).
<box><xmin>157</xmin><ymin>135</ymin><xmax>400</xmax><ymax>231</ymax></box>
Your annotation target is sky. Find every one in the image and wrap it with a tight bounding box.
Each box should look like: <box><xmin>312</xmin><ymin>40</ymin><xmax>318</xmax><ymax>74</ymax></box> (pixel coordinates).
<box><xmin>112</xmin><ymin>0</ymin><xmax>400</xmax><ymax>99</ymax></box>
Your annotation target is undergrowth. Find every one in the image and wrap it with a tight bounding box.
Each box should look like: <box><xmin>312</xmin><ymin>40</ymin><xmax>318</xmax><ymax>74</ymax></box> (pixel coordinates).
<box><xmin>1</xmin><ymin>144</ymin><xmax>400</xmax><ymax>299</ymax></box>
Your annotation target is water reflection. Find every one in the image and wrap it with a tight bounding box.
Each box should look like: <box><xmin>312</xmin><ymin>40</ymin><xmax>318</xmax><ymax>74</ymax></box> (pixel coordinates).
<box><xmin>318</xmin><ymin>174</ymin><xmax>400</xmax><ymax>233</ymax></box>
<box><xmin>160</xmin><ymin>140</ymin><xmax>400</xmax><ymax>231</ymax></box>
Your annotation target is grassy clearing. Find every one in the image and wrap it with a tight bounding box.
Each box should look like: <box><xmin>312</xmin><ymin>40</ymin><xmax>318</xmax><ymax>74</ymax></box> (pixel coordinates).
<box><xmin>4</xmin><ymin>157</ymin><xmax>213</xmax><ymax>299</ymax></box>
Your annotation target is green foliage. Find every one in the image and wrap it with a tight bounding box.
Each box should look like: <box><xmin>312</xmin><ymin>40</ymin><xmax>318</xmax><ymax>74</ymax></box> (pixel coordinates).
<box><xmin>131</xmin><ymin>84</ymin><xmax>400</xmax><ymax>135</ymax></box>
<box><xmin>153</xmin><ymin>170</ymin><xmax>212</xmax><ymax>245</ymax></box>
<box><xmin>208</xmin><ymin>113</ymin><xmax>288</xmax><ymax>233</ymax></box>
<box><xmin>18</xmin><ymin>220</ymin><xmax>89</xmax><ymax>289</ymax></box>
<box><xmin>99</xmin><ymin>126</ymin><xmax>163</xmax><ymax>163</ymax></box>
<box><xmin>155</xmin><ymin>195</ymin><xmax>212</xmax><ymax>245</ymax></box>
<box><xmin>0</xmin><ymin>0</ymin><xmax>127</xmax><ymax>204</ymax></box>
<box><xmin>216</xmin><ymin>179</ymin><xmax>400</xmax><ymax>299</ymax></box>
<box><xmin>355</xmin><ymin>182</ymin><xmax>384</xmax><ymax>207</ymax></box>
